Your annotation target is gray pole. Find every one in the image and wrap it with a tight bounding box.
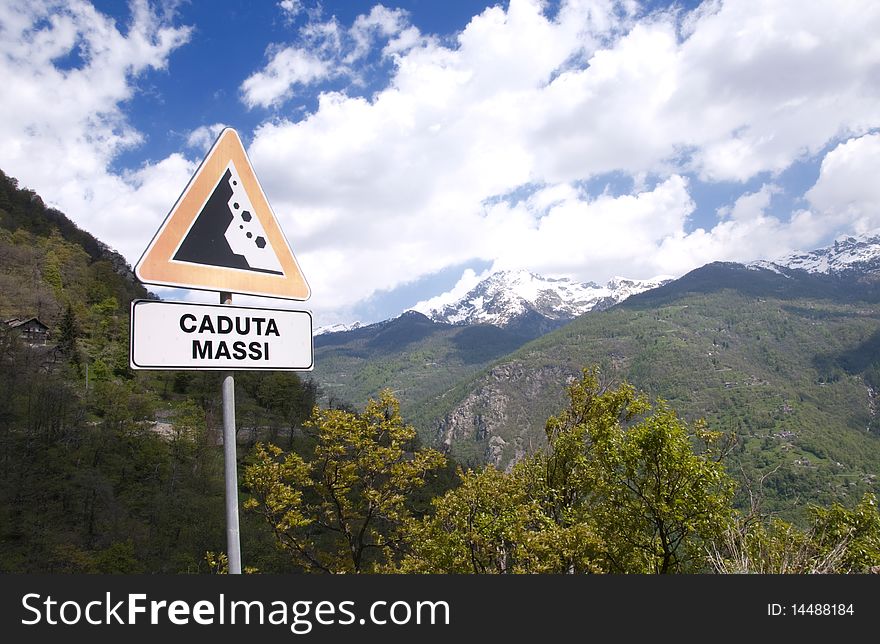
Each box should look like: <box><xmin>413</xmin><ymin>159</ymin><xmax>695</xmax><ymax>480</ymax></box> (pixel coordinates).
<box><xmin>221</xmin><ymin>291</ymin><xmax>242</xmax><ymax>574</ymax></box>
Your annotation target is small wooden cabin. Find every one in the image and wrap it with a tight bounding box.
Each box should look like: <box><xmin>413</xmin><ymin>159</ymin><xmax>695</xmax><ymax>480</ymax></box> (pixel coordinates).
<box><xmin>4</xmin><ymin>317</ymin><xmax>50</xmax><ymax>346</ymax></box>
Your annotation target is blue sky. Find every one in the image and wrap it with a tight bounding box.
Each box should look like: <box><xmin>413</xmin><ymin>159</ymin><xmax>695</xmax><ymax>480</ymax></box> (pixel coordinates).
<box><xmin>1</xmin><ymin>0</ymin><xmax>879</xmax><ymax>327</ymax></box>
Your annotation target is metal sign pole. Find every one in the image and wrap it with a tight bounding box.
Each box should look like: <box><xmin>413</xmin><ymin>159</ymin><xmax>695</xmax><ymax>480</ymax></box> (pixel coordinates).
<box><xmin>221</xmin><ymin>291</ymin><xmax>242</xmax><ymax>574</ymax></box>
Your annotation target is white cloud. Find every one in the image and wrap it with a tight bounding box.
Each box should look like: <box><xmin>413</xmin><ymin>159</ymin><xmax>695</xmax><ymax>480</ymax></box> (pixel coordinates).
<box><xmin>384</xmin><ymin>25</ymin><xmax>424</xmax><ymax>57</ymax></box>
<box><xmin>349</xmin><ymin>5</ymin><xmax>410</xmax><ymax>63</ymax></box>
<box><xmin>244</xmin><ymin>0</ymin><xmax>880</xmax><ymax>322</ymax></box>
<box><xmin>675</xmin><ymin>1</ymin><xmax>880</xmax><ymax>181</ymax></box>
<box><xmin>185</xmin><ymin>122</ymin><xmax>229</xmax><ymax>152</ymax></box>
<box><xmin>717</xmin><ymin>183</ymin><xmax>779</xmax><ymax>222</ymax></box>
<box><xmin>0</xmin><ymin>0</ymin><xmax>192</xmax><ymax>263</ymax></box>
<box><xmin>483</xmin><ymin>175</ymin><xmax>697</xmax><ymax>279</ymax></box>
<box><xmin>807</xmin><ymin>134</ymin><xmax>880</xmax><ymax>233</ymax></box>
<box><xmin>278</xmin><ymin>0</ymin><xmax>303</xmax><ymax>22</ymax></box>
<box><xmin>241</xmin><ymin>47</ymin><xmax>332</xmax><ymax>109</ymax></box>
<box><xmin>484</xmin><ymin>179</ymin><xmax>831</xmax><ymax>281</ymax></box>
<box><xmin>651</xmin><ymin>189</ymin><xmax>829</xmax><ymax>273</ymax></box>
<box><xmin>241</xmin><ymin>4</ymin><xmax>416</xmax><ymax>110</ymax></box>
<box><xmin>528</xmin><ymin>0</ymin><xmax>880</xmax><ymax>183</ymax></box>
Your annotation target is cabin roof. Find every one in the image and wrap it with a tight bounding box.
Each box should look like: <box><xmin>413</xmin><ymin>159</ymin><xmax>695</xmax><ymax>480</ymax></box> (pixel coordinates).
<box><xmin>5</xmin><ymin>317</ymin><xmax>49</xmax><ymax>330</ymax></box>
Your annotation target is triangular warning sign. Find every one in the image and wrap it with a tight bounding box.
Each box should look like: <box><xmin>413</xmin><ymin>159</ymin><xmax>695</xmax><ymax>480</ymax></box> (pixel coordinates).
<box><xmin>135</xmin><ymin>128</ymin><xmax>310</xmax><ymax>300</ymax></box>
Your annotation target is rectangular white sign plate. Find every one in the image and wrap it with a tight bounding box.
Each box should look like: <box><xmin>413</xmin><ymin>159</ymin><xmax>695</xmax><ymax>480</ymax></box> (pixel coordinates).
<box><xmin>130</xmin><ymin>300</ymin><xmax>313</xmax><ymax>371</ymax></box>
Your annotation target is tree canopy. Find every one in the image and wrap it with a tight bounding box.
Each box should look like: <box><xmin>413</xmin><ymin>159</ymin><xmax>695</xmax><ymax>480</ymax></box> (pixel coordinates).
<box><xmin>397</xmin><ymin>369</ymin><xmax>736</xmax><ymax>573</ymax></box>
<box><xmin>243</xmin><ymin>390</ymin><xmax>446</xmax><ymax>573</ymax></box>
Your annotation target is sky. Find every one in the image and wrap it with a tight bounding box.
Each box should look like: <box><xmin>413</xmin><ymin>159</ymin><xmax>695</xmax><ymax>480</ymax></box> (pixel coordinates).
<box><xmin>1</xmin><ymin>0</ymin><xmax>879</xmax><ymax>328</ymax></box>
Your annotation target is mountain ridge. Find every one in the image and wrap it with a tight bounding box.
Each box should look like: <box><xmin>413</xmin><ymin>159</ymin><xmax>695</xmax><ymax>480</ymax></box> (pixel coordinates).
<box><xmin>316</xmin><ymin>232</ymin><xmax>880</xmax><ymax>337</ymax></box>
<box><xmin>411</xmin><ymin>269</ymin><xmax>674</xmax><ymax>329</ymax></box>
<box><xmin>749</xmin><ymin>232</ymin><xmax>880</xmax><ymax>276</ymax></box>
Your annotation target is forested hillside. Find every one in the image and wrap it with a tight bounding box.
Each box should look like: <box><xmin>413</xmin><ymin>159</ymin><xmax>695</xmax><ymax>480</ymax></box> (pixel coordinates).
<box><xmin>0</xmin><ymin>169</ymin><xmax>317</xmax><ymax>572</ymax></box>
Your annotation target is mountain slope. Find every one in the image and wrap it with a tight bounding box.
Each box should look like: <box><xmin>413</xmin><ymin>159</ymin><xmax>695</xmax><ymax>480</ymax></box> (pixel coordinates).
<box><xmin>421</xmin><ymin>262</ymin><xmax>880</xmax><ymax>516</ymax></box>
<box><xmin>312</xmin><ymin>311</ymin><xmax>537</xmax><ymax>421</ymax></box>
<box><xmin>312</xmin><ymin>270</ymin><xmax>672</xmax><ymax>417</ymax></box>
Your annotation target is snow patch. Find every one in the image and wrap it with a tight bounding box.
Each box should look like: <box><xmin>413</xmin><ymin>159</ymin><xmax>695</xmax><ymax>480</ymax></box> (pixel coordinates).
<box><xmin>315</xmin><ymin>321</ymin><xmax>362</xmax><ymax>336</ymax></box>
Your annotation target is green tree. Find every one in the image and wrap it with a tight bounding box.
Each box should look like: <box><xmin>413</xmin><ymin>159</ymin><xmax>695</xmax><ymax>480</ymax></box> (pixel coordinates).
<box><xmin>237</xmin><ymin>372</ymin><xmax>317</xmax><ymax>446</ymax></box>
<box><xmin>43</xmin><ymin>257</ymin><xmax>63</xmax><ymax>297</ymax></box>
<box><xmin>397</xmin><ymin>465</ymin><xmax>541</xmax><ymax>573</ymax></box>
<box><xmin>396</xmin><ymin>463</ymin><xmax>603</xmax><ymax>573</ymax></box>
<box><xmin>243</xmin><ymin>390</ymin><xmax>446</xmax><ymax>573</ymax></box>
<box><xmin>57</xmin><ymin>302</ymin><xmax>81</xmax><ymax>368</ymax></box>
<box><xmin>398</xmin><ymin>369</ymin><xmax>736</xmax><ymax>574</ymax></box>
<box><xmin>0</xmin><ymin>181</ymin><xmax>11</xmax><ymax>213</ymax></box>
<box><xmin>540</xmin><ymin>369</ymin><xmax>736</xmax><ymax>573</ymax></box>
<box><xmin>711</xmin><ymin>493</ymin><xmax>880</xmax><ymax>573</ymax></box>
<box><xmin>810</xmin><ymin>493</ymin><xmax>880</xmax><ymax>571</ymax></box>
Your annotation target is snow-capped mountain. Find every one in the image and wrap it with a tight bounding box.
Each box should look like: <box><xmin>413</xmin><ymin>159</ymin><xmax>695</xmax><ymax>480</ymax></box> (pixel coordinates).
<box><xmin>749</xmin><ymin>233</ymin><xmax>880</xmax><ymax>276</ymax></box>
<box><xmin>410</xmin><ymin>270</ymin><xmax>674</xmax><ymax>329</ymax></box>
<box><xmin>315</xmin><ymin>321</ymin><xmax>362</xmax><ymax>336</ymax></box>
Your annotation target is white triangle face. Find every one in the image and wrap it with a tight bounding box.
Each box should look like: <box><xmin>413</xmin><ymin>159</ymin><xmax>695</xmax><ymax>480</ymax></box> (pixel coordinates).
<box><xmin>135</xmin><ymin>128</ymin><xmax>310</xmax><ymax>300</ymax></box>
<box><xmin>221</xmin><ymin>162</ymin><xmax>284</xmax><ymax>274</ymax></box>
